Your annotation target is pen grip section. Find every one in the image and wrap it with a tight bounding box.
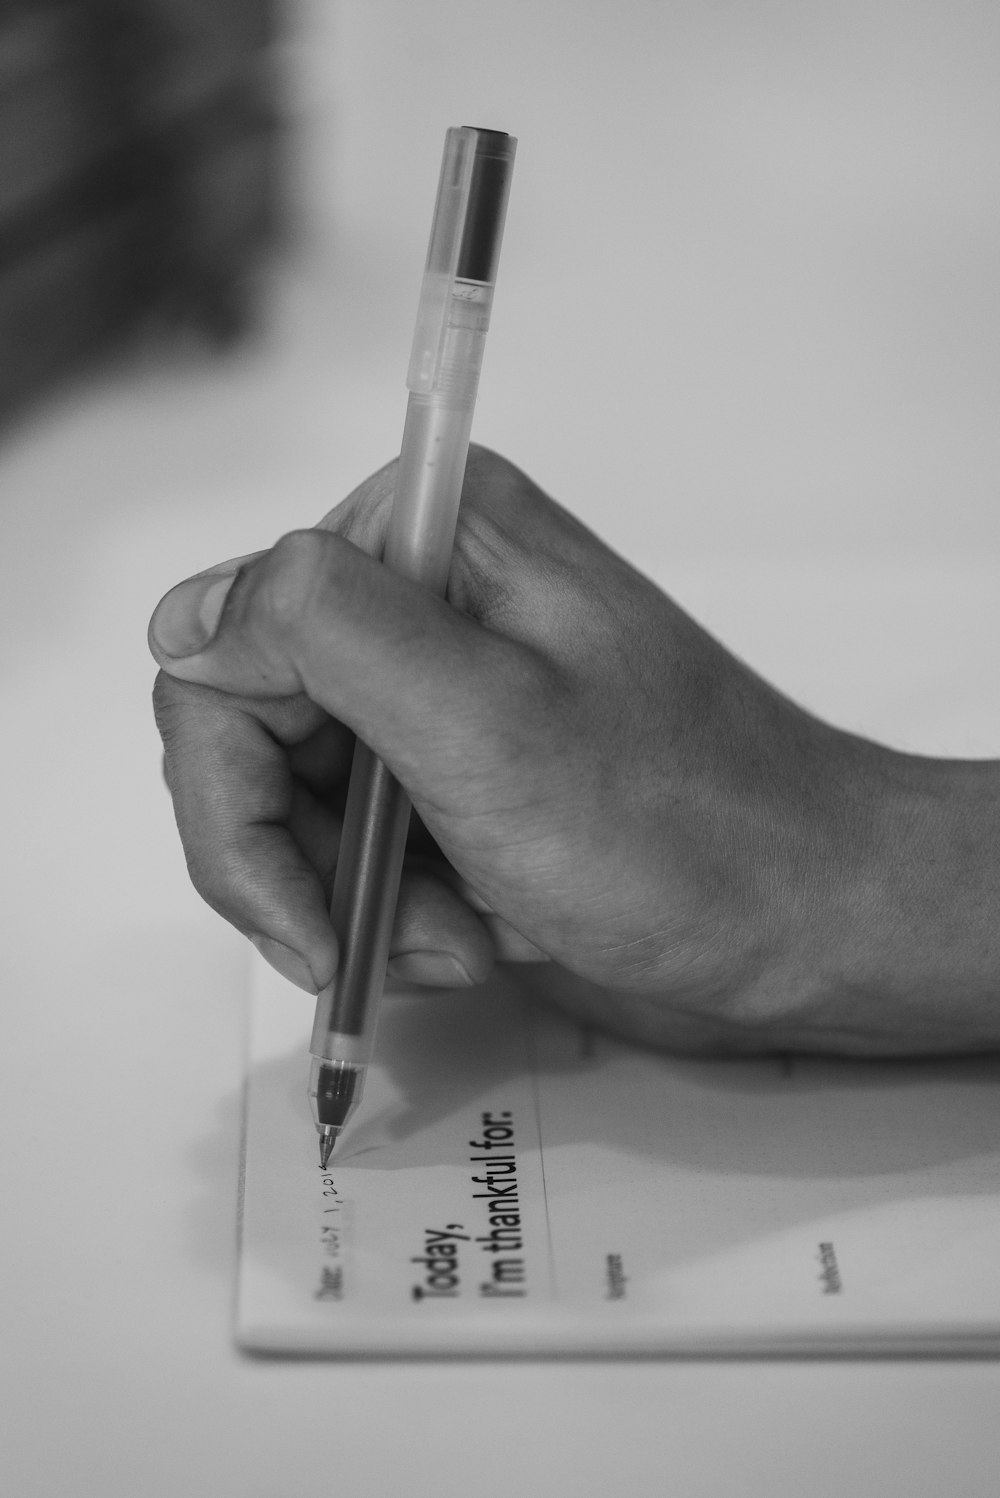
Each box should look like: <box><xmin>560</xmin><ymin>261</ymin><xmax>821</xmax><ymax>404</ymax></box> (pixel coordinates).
<box><xmin>309</xmin><ymin>742</ymin><xmax>411</xmax><ymax>1058</ymax></box>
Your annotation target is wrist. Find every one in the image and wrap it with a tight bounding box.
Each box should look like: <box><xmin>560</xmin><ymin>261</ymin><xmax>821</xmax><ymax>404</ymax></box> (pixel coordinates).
<box><xmin>768</xmin><ymin>742</ymin><xmax>1000</xmax><ymax>1054</ymax></box>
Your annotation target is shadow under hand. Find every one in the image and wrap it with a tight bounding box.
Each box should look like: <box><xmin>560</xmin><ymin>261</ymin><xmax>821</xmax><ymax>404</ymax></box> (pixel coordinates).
<box><xmin>524</xmin><ymin>988</ymin><xmax>1000</xmax><ymax>1188</ymax></box>
<box><xmin>192</xmin><ymin>961</ymin><xmax>1000</xmax><ymax>1297</ymax></box>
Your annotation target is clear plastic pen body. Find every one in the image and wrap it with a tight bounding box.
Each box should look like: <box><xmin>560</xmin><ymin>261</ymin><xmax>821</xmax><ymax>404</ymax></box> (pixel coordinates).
<box><xmin>308</xmin><ymin>130</ymin><xmax>514</xmax><ymax>1155</ymax></box>
<box><xmin>308</xmin><ymin>369</ymin><xmax>485</xmax><ymax>1147</ymax></box>
<box><xmin>308</xmin><ymin>127</ymin><xmax>515</xmax><ymax>1155</ymax></box>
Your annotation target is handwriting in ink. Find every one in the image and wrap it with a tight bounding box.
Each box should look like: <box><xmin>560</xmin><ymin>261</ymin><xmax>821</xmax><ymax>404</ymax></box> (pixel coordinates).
<box><xmin>314</xmin><ymin>1172</ymin><xmax>345</xmax><ymax>1301</ymax></box>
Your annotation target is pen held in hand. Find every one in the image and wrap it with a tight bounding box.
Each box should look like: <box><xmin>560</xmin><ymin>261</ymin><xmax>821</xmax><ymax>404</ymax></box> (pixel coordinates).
<box><xmin>308</xmin><ymin>126</ymin><xmax>517</xmax><ymax>1164</ymax></box>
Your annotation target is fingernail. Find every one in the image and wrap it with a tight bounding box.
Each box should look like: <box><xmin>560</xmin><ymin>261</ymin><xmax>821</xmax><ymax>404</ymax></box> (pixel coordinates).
<box><xmin>386</xmin><ymin>951</ymin><xmax>475</xmax><ymax>987</ymax></box>
<box><xmin>249</xmin><ymin>934</ymin><xmax>318</xmax><ymax>993</ymax></box>
<box><xmin>151</xmin><ymin>573</ymin><xmax>235</xmax><ymax>659</ymax></box>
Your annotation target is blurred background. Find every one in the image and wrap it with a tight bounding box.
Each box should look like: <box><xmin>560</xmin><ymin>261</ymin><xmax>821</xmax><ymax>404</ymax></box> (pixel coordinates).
<box><xmin>5</xmin><ymin>1</ymin><xmax>1000</xmax><ymax>543</ymax></box>
<box><xmin>2</xmin><ymin>1</ymin><xmax>998</xmax><ymax>732</ymax></box>
<box><xmin>5</xmin><ymin>2</ymin><xmax>1000</xmax><ymax>542</ymax></box>
<box><xmin>0</xmin><ymin>0</ymin><xmax>280</xmax><ymax>415</ymax></box>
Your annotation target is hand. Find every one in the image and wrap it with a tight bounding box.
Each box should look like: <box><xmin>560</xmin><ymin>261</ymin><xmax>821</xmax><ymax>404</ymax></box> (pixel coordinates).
<box><xmin>149</xmin><ymin>447</ymin><xmax>1000</xmax><ymax>1054</ymax></box>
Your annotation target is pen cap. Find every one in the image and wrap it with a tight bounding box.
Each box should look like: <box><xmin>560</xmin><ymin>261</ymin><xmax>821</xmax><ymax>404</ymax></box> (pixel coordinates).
<box><xmin>406</xmin><ymin>127</ymin><xmax>516</xmax><ymax>394</ymax></box>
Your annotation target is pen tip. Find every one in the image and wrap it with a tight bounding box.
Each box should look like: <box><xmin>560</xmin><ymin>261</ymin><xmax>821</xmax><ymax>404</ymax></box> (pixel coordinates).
<box><xmin>319</xmin><ymin>1132</ymin><xmax>337</xmax><ymax>1169</ymax></box>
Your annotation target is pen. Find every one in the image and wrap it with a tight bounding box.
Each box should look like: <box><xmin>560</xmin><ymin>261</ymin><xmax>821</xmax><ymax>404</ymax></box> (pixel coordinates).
<box><xmin>308</xmin><ymin>126</ymin><xmax>516</xmax><ymax>1166</ymax></box>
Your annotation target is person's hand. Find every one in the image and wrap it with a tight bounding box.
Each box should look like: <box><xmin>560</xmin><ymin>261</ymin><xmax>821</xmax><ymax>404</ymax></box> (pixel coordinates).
<box><xmin>149</xmin><ymin>447</ymin><xmax>1000</xmax><ymax>1055</ymax></box>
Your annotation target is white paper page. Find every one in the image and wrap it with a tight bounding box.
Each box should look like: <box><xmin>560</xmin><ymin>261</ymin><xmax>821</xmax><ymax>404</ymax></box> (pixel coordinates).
<box><xmin>238</xmin><ymin>957</ymin><xmax>1000</xmax><ymax>1356</ymax></box>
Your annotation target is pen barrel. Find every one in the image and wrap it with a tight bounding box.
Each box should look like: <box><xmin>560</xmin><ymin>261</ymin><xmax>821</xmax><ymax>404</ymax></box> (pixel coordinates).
<box><xmin>309</xmin><ymin>391</ymin><xmax>477</xmax><ymax>1064</ymax></box>
<box><xmin>308</xmin><ymin>128</ymin><xmax>515</xmax><ymax>1086</ymax></box>
<box><xmin>385</xmin><ymin>392</ymin><xmax>478</xmax><ymax>590</ymax></box>
<box><xmin>309</xmin><ymin>744</ymin><xmax>411</xmax><ymax>1060</ymax></box>
<box><xmin>390</xmin><ymin>274</ymin><xmax>493</xmax><ymax>585</ymax></box>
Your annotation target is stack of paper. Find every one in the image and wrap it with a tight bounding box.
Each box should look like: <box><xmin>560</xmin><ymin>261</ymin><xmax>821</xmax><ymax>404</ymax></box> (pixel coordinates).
<box><xmin>238</xmin><ymin>959</ymin><xmax>1000</xmax><ymax>1356</ymax></box>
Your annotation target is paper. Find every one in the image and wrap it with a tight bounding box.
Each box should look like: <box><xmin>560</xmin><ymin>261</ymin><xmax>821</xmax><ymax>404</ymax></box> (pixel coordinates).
<box><xmin>237</xmin><ymin>957</ymin><xmax>1000</xmax><ymax>1355</ymax></box>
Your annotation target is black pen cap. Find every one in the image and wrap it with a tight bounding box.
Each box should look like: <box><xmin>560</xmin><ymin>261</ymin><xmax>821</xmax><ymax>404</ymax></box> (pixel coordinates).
<box><xmin>407</xmin><ymin>126</ymin><xmax>517</xmax><ymax>393</ymax></box>
<box><xmin>457</xmin><ymin>127</ymin><xmax>516</xmax><ymax>283</ymax></box>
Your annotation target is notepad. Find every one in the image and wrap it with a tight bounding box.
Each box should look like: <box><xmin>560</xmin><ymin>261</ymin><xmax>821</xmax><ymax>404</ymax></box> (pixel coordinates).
<box><xmin>237</xmin><ymin>957</ymin><xmax>1000</xmax><ymax>1356</ymax></box>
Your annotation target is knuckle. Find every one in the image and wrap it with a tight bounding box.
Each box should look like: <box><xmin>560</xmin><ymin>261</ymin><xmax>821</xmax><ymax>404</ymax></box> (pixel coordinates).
<box><xmin>260</xmin><ymin>529</ymin><xmax>331</xmax><ymax>630</ymax></box>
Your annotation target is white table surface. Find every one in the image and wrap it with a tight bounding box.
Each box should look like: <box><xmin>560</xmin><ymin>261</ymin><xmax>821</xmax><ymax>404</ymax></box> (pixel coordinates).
<box><xmin>3</xmin><ymin>4</ymin><xmax>1000</xmax><ymax>1494</ymax></box>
